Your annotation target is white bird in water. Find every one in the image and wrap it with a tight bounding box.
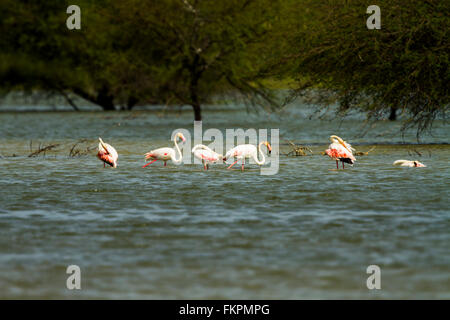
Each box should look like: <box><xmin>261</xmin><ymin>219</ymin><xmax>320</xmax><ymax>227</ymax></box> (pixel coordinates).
<box><xmin>192</xmin><ymin>144</ymin><xmax>223</xmax><ymax>170</ymax></box>
<box><xmin>97</xmin><ymin>137</ymin><xmax>118</xmax><ymax>168</ymax></box>
<box><xmin>223</xmin><ymin>141</ymin><xmax>272</xmax><ymax>171</ymax></box>
<box><xmin>143</xmin><ymin>132</ymin><xmax>186</xmax><ymax>168</ymax></box>
<box><xmin>393</xmin><ymin>160</ymin><xmax>426</xmax><ymax>167</ymax></box>
<box><xmin>325</xmin><ymin>135</ymin><xmax>356</xmax><ymax>169</ymax></box>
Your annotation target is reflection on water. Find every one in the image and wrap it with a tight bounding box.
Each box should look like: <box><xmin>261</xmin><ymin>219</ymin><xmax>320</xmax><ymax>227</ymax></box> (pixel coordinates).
<box><xmin>0</xmin><ymin>107</ymin><xmax>448</xmax><ymax>299</ymax></box>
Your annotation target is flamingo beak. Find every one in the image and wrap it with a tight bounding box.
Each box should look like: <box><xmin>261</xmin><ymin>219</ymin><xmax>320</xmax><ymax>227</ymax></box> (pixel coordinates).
<box><xmin>266</xmin><ymin>143</ymin><xmax>272</xmax><ymax>154</ymax></box>
<box><xmin>415</xmin><ymin>162</ymin><xmax>426</xmax><ymax>167</ymax></box>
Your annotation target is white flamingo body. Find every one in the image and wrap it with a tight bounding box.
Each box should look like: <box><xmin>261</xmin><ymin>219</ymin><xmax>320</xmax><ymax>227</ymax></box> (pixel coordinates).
<box><xmin>192</xmin><ymin>144</ymin><xmax>223</xmax><ymax>170</ymax></box>
<box><xmin>97</xmin><ymin>138</ymin><xmax>118</xmax><ymax>168</ymax></box>
<box><xmin>393</xmin><ymin>160</ymin><xmax>426</xmax><ymax>167</ymax></box>
<box><xmin>146</xmin><ymin>147</ymin><xmax>177</xmax><ymax>161</ymax></box>
<box><xmin>143</xmin><ymin>132</ymin><xmax>186</xmax><ymax>167</ymax></box>
<box><xmin>223</xmin><ymin>141</ymin><xmax>271</xmax><ymax>171</ymax></box>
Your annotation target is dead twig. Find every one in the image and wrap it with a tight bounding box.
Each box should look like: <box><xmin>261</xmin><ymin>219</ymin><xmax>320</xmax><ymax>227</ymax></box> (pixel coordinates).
<box><xmin>354</xmin><ymin>146</ymin><xmax>376</xmax><ymax>156</ymax></box>
<box><xmin>28</xmin><ymin>143</ymin><xmax>60</xmax><ymax>157</ymax></box>
<box><xmin>285</xmin><ymin>140</ymin><xmax>313</xmax><ymax>156</ymax></box>
<box><xmin>69</xmin><ymin>139</ymin><xmax>96</xmax><ymax>157</ymax></box>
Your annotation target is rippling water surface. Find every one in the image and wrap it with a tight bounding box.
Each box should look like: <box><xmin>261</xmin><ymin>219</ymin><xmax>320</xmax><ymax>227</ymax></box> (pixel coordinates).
<box><xmin>0</xmin><ymin>106</ymin><xmax>448</xmax><ymax>299</ymax></box>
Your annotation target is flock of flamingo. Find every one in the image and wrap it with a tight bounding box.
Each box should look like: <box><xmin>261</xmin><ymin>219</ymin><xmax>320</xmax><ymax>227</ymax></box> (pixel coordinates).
<box><xmin>97</xmin><ymin>133</ymin><xmax>426</xmax><ymax>171</ymax></box>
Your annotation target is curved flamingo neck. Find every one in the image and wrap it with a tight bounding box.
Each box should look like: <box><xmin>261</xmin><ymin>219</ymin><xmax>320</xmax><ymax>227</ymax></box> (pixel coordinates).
<box><xmin>172</xmin><ymin>137</ymin><xmax>183</xmax><ymax>163</ymax></box>
<box><xmin>253</xmin><ymin>142</ymin><xmax>266</xmax><ymax>165</ymax></box>
<box><xmin>192</xmin><ymin>144</ymin><xmax>213</xmax><ymax>153</ymax></box>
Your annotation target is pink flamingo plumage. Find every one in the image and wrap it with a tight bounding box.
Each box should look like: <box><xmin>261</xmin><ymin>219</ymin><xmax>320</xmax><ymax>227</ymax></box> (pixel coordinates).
<box><xmin>325</xmin><ymin>135</ymin><xmax>356</xmax><ymax>169</ymax></box>
<box><xmin>192</xmin><ymin>144</ymin><xmax>223</xmax><ymax>170</ymax></box>
<box><xmin>97</xmin><ymin>137</ymin><xmax>118</xmax><ymax>168</ymax></box>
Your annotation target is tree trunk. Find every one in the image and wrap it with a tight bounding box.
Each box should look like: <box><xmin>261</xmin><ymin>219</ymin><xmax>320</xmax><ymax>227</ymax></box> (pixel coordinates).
<box><xmin>73</xmin><ymin>86</ymin><xmax>115</xmax><ymax>111</ymax></box>
<box><xmin>192</xmin><ymin>102</ymin><xmax>202</xmax><ymax>121</ymax></box>
<box><xmin>126</xmin><ymin>96</ymin><xmax>139</xmax><ymax>110</ymax></box>
<box><xmin>188</xmin><ymin>53</ymin><xmax>204</xmax><ymax>121</ymax></box>
<box><xmin>97</xmin><ymin>86</ymin><xmax>115</xmax><ymax>111</ymax></box>
<box><xmin>389</xmin><ymin>107</ymin><xmax>397</xmax><ymax>121</ymax></box>
<box><xmin>190</xmin><ymin>67</ymin><xmax>202</xmax><ymax>120</ymax></box>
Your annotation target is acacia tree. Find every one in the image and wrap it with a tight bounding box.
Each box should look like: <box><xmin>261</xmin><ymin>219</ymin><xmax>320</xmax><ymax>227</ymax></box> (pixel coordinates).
<box><xmin>0</xmin><ymin>0</ymin><xmax>142</xmax><ymax>111</ymax></box>
<box><xmin>281</xmin><ymin>0</ymin><xmax>449</xmax><ymax>135</ymax></box>
<box><xmin>1</xmin><ymin>0</ymin><xmax>285</xmax><ymax>118</ymax></box>
<box><xmin>109</xmin><ymin>0</ymin><xmax>283</xmax><ymax>120</ymax></box>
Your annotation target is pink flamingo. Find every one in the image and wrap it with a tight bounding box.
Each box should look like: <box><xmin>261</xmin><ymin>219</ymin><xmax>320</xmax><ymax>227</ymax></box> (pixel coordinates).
<box><xmin>393</xmin><ymin>160</ymin><xmax>426</xmax><ymax>167</ymax></box>
<box><xmin>223</xmin><ymin>141</ymin><xmax>271</xmax><ymax>171</ymax></box>
<box><xmin>325</xmin><ymin>135</ymin><xmax>356</xmax><ymax>169</ymax></box>
<box><xmin>97</xmin><ymin>137</ymin><xmax>118</xmax><ymax>168</ymax></box>
<box><xmin>143</xmin><ymin>132</ymin><xmax>186</xmax><ymax>167</ymax></box>
<box><xmin>192</xmin><ymin>144</ymin><xmax>223</xmax><ymax>170</ymax></box>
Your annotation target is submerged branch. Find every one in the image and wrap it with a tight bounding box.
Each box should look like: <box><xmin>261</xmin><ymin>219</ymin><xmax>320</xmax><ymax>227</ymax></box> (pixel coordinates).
<box><xmin>28</xmin><ymin>142</ymin><xmax>60</xmax><ymax>157</ymax></box>
<box><xmin>284</xmin><ymin>140</ymin><xmax>313</xmax><ymax>156</ymax></box>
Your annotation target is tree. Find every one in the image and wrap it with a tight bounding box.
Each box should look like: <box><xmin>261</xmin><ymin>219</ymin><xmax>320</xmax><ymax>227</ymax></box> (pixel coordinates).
<box><xmin>0</xmin><ymin>0</ymin><xmax>144</xmax><ymax>111</ymax></box>
<box><xmin>281</xmin><ymin>0</ymin><xmax>449</xmax><ymax>136</ymax></box>
<box><xmin>95</xmin><ymin>0</ymin><xmax>284</xmax><ymax>119</ymax></box>
<box><xmin>0</xmin><ymin>0</ymin><xmax>285</xmax><ymax>119</ymax></box>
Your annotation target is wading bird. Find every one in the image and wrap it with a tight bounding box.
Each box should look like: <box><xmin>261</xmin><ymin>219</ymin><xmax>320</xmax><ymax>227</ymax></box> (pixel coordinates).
<box><xmin>192</xmin><ymin>144</ymin><xmax>223</xmax><ymax>170</ymax></box>
<box><xmin>143</xmin><ymin>132</ymin><xmax>186</xmax><ymax>167</ymax></box>
<box><xmin>223</xmin><ymin>141</ymin><xmax>271</xmax><ymax>171</ymax></box>
<box><xmin>97</xmin><ymin>137</ymin><xmax>118</xmax><ymax>168</ymax></box>
<box><xmin>325</xmin><ymin>135</ymin><xmax>356</xmax><ymax>169</ymax></box>
<box><xmin>393</xmin><ymin>160</ymin><xmax>426</xmax><ymax>167</ymax></box>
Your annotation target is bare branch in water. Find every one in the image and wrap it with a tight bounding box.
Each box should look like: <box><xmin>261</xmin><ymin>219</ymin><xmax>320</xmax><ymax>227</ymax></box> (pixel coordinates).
<box><xmin>69</xmin><ymin>139</ymin><xmax>96</xmax><ymax>157</ymax></box>
<box><xmin>354</xmin><ymin>146</ymin><xmax>376</xmax><ymax>156</ymax></box>
<box><xmin>284</xmin><ymin>140</ymin><xmax>313</xmax><ymax>156</ymax></box>
<box><xmin>28</xmin><ymin>143</ymin><xmax>60</xmax><ymax>157</ymax></box>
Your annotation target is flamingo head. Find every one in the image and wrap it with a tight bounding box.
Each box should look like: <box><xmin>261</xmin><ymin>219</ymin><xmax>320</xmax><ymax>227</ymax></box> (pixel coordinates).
<box><xmin>414</xmin><ymin>161</ymin><xmax>426</xmax><ymax>167</ymax></box>
<box><xmin>176</xmin><ymin>132</ymin><xmax>186</xmax><ymax>143</ymax></box>
<box><xmin>98</xmin><ymin>137</ymin><xmax>107</xmax><ymax>151</ymax></box>
<box><xmin>263</xmin><ymin>141</ymin><xmax>272</xmax><ymax>154</ymax></box>
<box><xmin>330</xmin><ymin>135</ymin><xmax>352</xmax><ymax>153</ymax></box>
<box><xmin>330</xmin><ymin>135</ymin><xmax>343</xmax><ymax>144</ymax></box>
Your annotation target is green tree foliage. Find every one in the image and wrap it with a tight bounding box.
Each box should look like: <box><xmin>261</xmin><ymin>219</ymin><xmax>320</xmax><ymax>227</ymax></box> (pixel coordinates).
<box><xmin>0</xmin><ymin>0</ymin><xmax>448</xmax><ymax>132</ymax></box>
<box><xmin>0</xmin><ymin>0</ymin><xmax>283</xmax><ymax>118</ymax></box>
<box><xmin>282</xmin><ymin>0</ymin><xmax>449</xmax><ymax>135</ymax></box>
<box><xmin>0</xmin><ymin>0</ymin><xmax>142</xmax><ymax>110</ymax></box>
<box><xmin>99</xmin><ymin>0</ymin><xmax>283</xmax><ymax>119</ymax></box>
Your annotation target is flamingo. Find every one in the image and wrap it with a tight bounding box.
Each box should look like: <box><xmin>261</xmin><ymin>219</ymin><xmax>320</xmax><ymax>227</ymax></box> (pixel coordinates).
<box><xmin>192</xmin><ymin>144</ymin><xmax>223</xmax><ymax>170</ymax></box>
<box><xmin>393</xmin><ymin>160</ymin><xmax>426</xmax><ymax>167</ymax></box>
<box><xmin>97</xmin><ymin>137</ymin><xmax>118</xmax><ymax>168</ymax></box>
<box><xmin>325</xmin><ymin>135</ymin><xmax>356</xmax><ymax>169</ymax></box>
<box><xmin>223</xmin><ymin>141</ymin><xmax>272</xmax><ymax>171</ymax></box>
<box><xmin>143</xmin><ymin>132</ymin><xmax>186</xmax><ymax>168</ymax></box>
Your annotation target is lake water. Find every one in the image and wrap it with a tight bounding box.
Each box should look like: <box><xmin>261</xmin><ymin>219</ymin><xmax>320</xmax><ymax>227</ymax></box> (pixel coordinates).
<box><xmin>0</xmin><ymin>105</ymin><xmax>448</xmax><ymax>299</ymax></box>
